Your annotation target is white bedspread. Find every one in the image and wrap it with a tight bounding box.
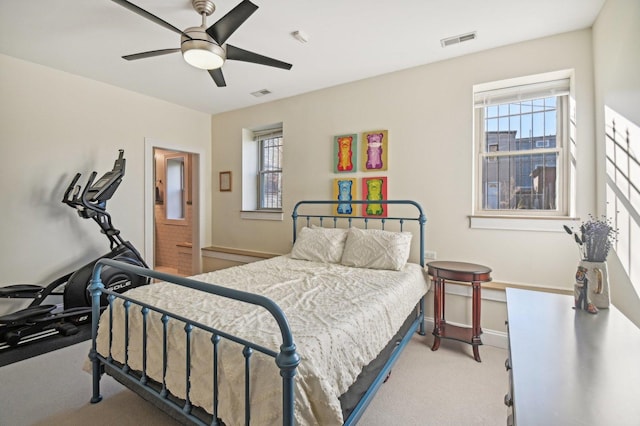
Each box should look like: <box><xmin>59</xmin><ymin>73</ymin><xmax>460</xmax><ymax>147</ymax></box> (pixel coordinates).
<box><xmin>93</xmin><ymin>255</ymin><xmax>429</xmax><ymax>425</ymax></box>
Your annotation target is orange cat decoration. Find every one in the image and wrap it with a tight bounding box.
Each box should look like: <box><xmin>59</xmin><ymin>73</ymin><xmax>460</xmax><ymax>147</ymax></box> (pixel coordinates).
<box><xmin>337</xmin><ymin>136</ymin><xmax>354</xmax><ymax>172</ymax></box>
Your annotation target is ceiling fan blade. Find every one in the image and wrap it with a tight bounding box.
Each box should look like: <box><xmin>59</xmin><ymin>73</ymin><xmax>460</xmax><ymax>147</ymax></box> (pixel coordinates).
<box><xmin>122</xmin><ymin>48</ymin><xmax>181</xmax><ymax>61</ymax></box>
<box><xmin>206</xmin><ymin>0</ymin><xmax>258</xmax><ymax>45</ymax></box>
<box><xmin>111</xmin><ymin>0</ymin><xmax>192</xmax><ymax>39</ymax></box>
<box><xmin>208</xmin><ymin>69</ymin><xmax>227</xmax><ymax>87</ymax></box>
<box><xmin>226</xmin><ymin>45</ymin><xmax>293</xmax><ymax>70</ymax></box>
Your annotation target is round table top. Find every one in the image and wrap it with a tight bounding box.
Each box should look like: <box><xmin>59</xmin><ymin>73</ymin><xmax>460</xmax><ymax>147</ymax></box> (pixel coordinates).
<box><xmin>426</xmin><ymin>260</ymin><xmax>492</xmax><ymax>275</ymax></box>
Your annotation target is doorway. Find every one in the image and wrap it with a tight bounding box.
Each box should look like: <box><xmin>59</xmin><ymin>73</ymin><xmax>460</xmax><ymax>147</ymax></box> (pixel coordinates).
<box><xmin>145</xmin><ymin>140</ymin><xmax>201</xmax><ymax>276</ymax></box>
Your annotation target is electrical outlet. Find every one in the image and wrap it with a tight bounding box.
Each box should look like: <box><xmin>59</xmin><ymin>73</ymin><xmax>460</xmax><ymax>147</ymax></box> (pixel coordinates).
<box><xmin>424</xmin><ymin>250</ymin><xmax>437</xmax><ymax>260</ymax></box>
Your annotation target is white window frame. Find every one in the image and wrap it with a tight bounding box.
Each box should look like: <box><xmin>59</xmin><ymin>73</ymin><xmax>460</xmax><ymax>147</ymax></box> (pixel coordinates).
<box><xmin>165</xmin><ymin>155</ymin><xmax>185</xmax><ymax>221</ymax></box>
<box><xmin>241</xmin><ymin>124</ymin><xmax>284</xmax><ymax>221</ymax></box>
<box><xmin>257</xmin><ymin>131</ymin><xmax>283</xmax><ymax>210</ymax></box>
<box><xmin>471</xmin><ymin>71</ymin><xmax>577</xmax><ymax>230</ymax></box>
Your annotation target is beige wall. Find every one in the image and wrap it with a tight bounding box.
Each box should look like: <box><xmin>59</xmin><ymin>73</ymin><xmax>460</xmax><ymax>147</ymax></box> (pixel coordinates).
<box><xmin>0</xmin><ymin>54</ymin><xmax>212</xmax><ymax>287</ymax></box>
<box><xmin>210</xmin><ymin>29</ymin><xmax>600</xmax><ymax>336</ymax></box>
<box><xmin>592</xmin><ymin>0</ymin><xmax>640</xmax><ymax>326</ymax></box>
<box><xmin>211</xmin><ymin>30</ymin><xmax>595</xmax><ymax>289</ymax></box>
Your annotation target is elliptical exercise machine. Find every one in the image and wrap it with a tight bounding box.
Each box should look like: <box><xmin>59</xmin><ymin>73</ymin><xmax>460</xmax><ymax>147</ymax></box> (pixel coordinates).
<box><xmin>0</xmin><ymin>150</ymin><xmax>149</xmax><ymax>348</ymax></box>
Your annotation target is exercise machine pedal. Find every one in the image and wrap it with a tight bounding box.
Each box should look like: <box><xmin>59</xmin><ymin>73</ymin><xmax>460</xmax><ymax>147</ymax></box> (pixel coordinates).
<box><xmin>56</xmin><ymin>322</ymin><xmax>79</xmax><ymax>337</ymax></box>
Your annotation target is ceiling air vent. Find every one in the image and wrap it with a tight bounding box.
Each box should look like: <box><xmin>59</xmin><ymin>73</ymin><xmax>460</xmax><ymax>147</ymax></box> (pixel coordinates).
<box><xmin>251</xmin><ymin>89</ymin><xmax>272</xmax><ymax>97</ymax></box>
<box><xmin>440</xmin><ymin>31</ymin><xmax>477</xmax><ymax>48</ymax></box>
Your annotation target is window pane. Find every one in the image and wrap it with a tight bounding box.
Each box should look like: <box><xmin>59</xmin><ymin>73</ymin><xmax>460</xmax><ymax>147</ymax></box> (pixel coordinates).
<box><xmin>498</xmin><ymin>116</ymin><xmax>509</xmax><ymax>132</ymax></box>
<box><xmin>482</xmin><ymin>152</ymin><xmax>558</xmax><ymax>210</ymax></box>
<box><xmin>483</xmin><ymin>97</ymin><xmax>558</xmax><ymax>154</ymax></box>
<box><xmin>509</xmin><ymin>116</ymin><xmax>520</xmax><ymax>134</ymax></box>
<box><xmin>260</xmin><ymin>137</ymin><xmax>282</xmax><ymax>172</ymax></box>
<box><xmin>166</xmin><ymin>157</ymin><xmax>184</xmax><ymax>220</ymax></box>
<box><xmin>545</xmin><ymin>110</ymin><xmax>556</xmax><ymax>138</ymax></box>
<box><xmin>544</xmin><ymin>97</ymin><xmax>556</xmax><ymax>108</ymax></box>
<box><xmin>475</xmin><ymin>78</ymin><xmax>569</xmax><ymax>216</ymax></box>
<box><xmin>486</xmin><ymin>117</ymin><xmax>498</xmax><ymax>133</ymax></box>
<box><xmin>532</xmin><ymin>98</ymin><xmax>545</xmax><ymax>112</ymax></box>
<box><xmin>260</xmin><ymin>171</ymin><xmax>282</xmax><ymax>209</ymax></box>
<box><xmin>258</xmin><ymin>134</ymin><xmax>283</xmax><ymax>209</ymax></box>
<box><xmin>532</xmin><ymin>112</ymin><xmax>544</xmax><ymax>137</ymax></box>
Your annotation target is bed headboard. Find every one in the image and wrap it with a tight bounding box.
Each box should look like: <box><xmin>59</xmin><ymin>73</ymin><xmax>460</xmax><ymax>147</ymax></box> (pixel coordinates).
<box><xmin>291</xmin><ymin>200</ymin><xmax>427</xmax><ymax>267</ymax></box>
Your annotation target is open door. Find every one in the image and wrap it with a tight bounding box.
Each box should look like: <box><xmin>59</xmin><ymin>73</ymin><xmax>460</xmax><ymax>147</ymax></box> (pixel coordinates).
<box><xmin>145</xmin><ymin>140</ymin><xmax>201</xmax><ymax>276</ymax></box>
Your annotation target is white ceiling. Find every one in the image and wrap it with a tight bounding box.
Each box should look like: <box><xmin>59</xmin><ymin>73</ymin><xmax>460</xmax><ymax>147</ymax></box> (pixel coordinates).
<box><xmin>0</xmin><ymin>0</ymin><xmax>605</xmax><ymax>115</ymax></box>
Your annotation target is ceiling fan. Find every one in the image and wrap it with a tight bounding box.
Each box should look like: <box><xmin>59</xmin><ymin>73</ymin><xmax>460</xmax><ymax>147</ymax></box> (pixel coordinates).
<box><xmin>112</xmin><ymin>0</ymin><xmax>293</xmax><ymax>87</ymax></box>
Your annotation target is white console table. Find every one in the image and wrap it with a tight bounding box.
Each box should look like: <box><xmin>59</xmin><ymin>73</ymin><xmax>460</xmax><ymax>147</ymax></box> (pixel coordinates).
<box><xmin>505</xmin><ymin>287</ymin><xmax>640</xmax><ymax>425</ymax></box>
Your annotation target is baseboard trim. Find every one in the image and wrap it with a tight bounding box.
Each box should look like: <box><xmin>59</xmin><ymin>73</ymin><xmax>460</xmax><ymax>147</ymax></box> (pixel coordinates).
<box><xmin>201</xmin><ymin>246</ymin><xmax>279</xmax><ymax>264</ymax></box>
<box><xmin>440</xmin><ymin>280</ymin><xmax>572</xmax><ymax>298</ymax></box>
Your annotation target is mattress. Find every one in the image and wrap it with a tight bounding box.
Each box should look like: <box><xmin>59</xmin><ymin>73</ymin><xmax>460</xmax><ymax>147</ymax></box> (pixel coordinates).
<box><xmin>93</xmin><ymin>255</ymin><xmax>430</xmax><ymax>425</ymax></box>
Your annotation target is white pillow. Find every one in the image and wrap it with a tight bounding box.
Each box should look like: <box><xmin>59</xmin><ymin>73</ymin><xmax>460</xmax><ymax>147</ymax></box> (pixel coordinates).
<box><xmin>291</xmin><ymin>226</ymin><xmax>348</xmax><ymax>263</ymax></box>
<box><xmin>340</xmin><ymin>227</ymin><xmax>412</xmax><ymax>271</ymax></box>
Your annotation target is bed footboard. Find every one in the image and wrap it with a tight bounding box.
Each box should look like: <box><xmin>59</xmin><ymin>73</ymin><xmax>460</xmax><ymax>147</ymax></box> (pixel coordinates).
<box><xmin>88</xmin><ymin>259</ymin><xmax>300</xmax><ymax>426</ymax></box>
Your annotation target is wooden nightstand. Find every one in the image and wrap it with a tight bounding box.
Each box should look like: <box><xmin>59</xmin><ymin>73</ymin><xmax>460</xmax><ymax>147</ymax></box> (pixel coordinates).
<box><xmin>427</xmin><ymin>260</ymin><xmax>492</xmax><ymax>362</ymax></box>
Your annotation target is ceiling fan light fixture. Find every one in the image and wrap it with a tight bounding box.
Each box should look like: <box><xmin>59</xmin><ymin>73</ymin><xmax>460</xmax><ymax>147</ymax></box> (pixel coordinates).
<box><xmin>115</xmin><ymin>0</ymin><xmax>292</xmax><ymax>87</ymax></box>
<box><xmin>183</xmin><ymin>45</ymin><xmax>224</xmax><ymax>69</ymax></box>
<box><xmin>181</xmin><ymin>27</ymin><xmax>226</xmax><ymax>70</ymax></box>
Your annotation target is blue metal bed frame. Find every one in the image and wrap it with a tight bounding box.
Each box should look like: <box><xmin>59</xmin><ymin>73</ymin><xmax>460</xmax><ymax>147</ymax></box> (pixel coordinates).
<box><xmin>88</xmin><ymin>199</ymin><xmax>427</xmax><ymax>425</ymax></box>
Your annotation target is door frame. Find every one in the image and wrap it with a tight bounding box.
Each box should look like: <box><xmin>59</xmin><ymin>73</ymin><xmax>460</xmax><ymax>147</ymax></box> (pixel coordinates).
<box><xmin>144</xmin><ymin>138</ymin><xmax>203</xmax><ymax>274</ymax></box>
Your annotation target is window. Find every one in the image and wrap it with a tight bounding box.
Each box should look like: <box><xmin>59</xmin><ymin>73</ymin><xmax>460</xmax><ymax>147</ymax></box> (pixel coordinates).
<box><xmin>166</xmin><ymin>156</ymin><xmax>185</xmax><ymax>220</ymax></box>
<box><xmin>257</xmin><ymin>131</ymin><xmax>283</xmax><ymax>209</ymax></box>
<box><xmin>473</xmin><ymin>74</ymin><xmax>572</xmax><ymax>217</ymax></box>
<box><xmin>241</xmin><ymin>124</ymin><xmax>284</xmax><ymax>220</ymax></box>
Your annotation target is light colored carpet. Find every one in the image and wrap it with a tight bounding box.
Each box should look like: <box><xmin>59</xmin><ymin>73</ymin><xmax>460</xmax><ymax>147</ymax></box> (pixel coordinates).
<box><xmin>359</xmin><ymin>335</ymin><xmax>508</xmax><ymax>425</ymax></box>
<box><xmin>0</xmin><ymin>334</ymin><xmax>508</xmax><ymax>425</ymax></box>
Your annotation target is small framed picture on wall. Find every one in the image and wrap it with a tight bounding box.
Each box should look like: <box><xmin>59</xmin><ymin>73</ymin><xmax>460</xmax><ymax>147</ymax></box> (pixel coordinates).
<box><xmin>334</xmin><ymin>134</ymin><xmax>357</xmax><ymax>173</ymax></box>
<box><xmin>362</xmin><ymin>176</ymin><xmax>388</xmax><ymax>217</ymax></box>
<box><xmin>361</xmin><ymin>130</ymin><xmax>388</xmax><ymax>172</ymax></box>
<box><xmin>332</xmin><ymin>177</ymin><xmax>357</xmax><ymax>216</ymax></box>
<box><xmin>219</xmin><ymin>171</ymin><xmax>232</xmax><ymax>192</ymax></box>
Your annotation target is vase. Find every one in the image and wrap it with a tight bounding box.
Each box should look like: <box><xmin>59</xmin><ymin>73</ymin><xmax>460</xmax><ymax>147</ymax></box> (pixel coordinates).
<box><xmin>584</xmin><ymin>229</ymin><xmax>611</xmax><ymax>262</ymax></box>
<box><xmin>574</xmin><ymin>261</ymin><xmax>610</xmax><ymax>313</ymax></box>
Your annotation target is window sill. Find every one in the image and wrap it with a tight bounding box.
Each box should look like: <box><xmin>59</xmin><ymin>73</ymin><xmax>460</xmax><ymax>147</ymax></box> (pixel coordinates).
<box><xmin>469</xmin><ymin>215</ymin><xmax>580</xmax><ymax>232</ymax></box>
<box><xmin>240</xmin><ymin>210</ymin><xmax>284</xmax><ymax>221</ymax></box>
